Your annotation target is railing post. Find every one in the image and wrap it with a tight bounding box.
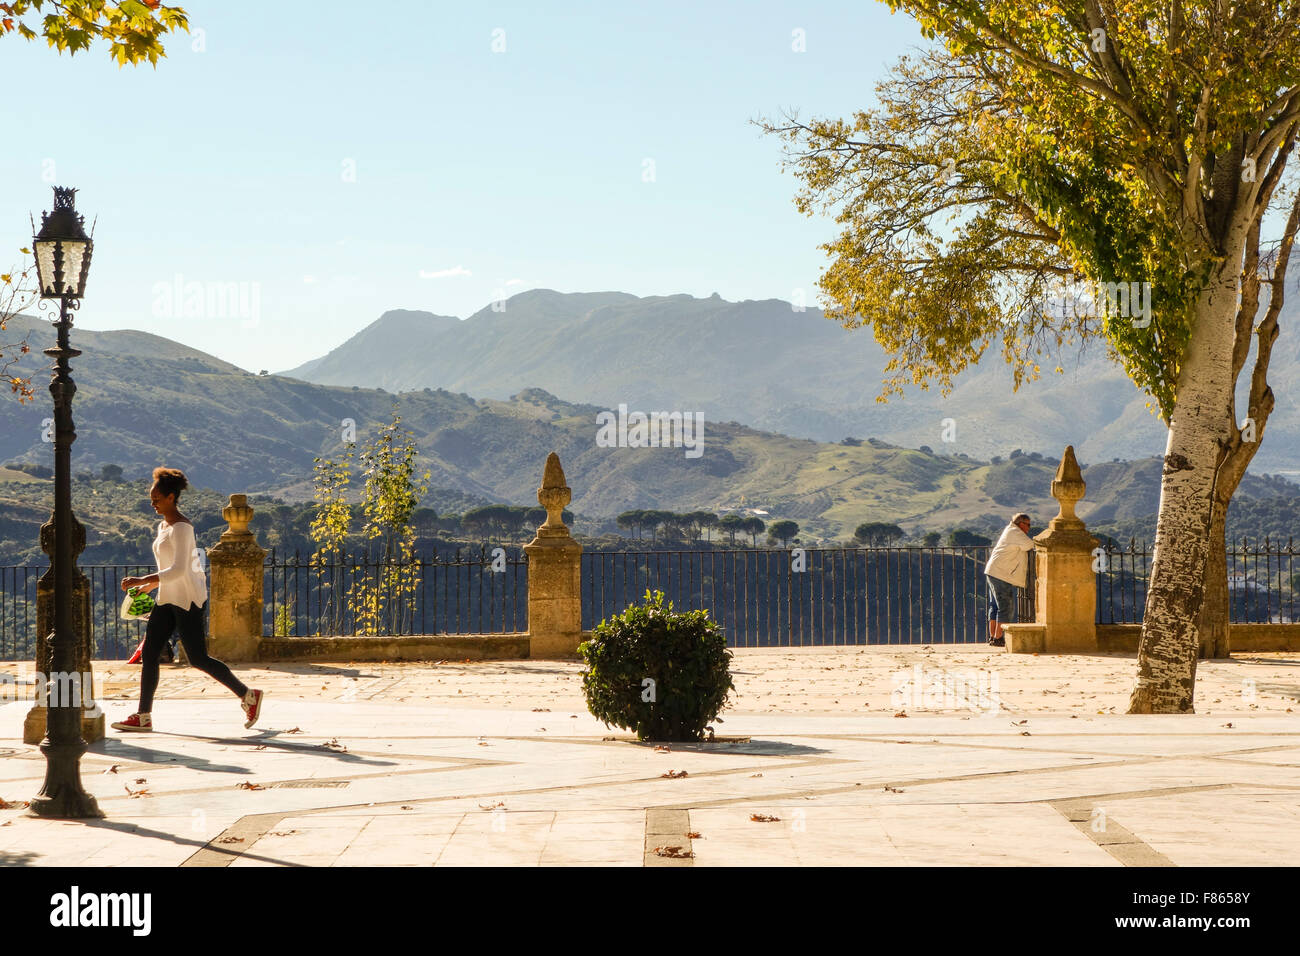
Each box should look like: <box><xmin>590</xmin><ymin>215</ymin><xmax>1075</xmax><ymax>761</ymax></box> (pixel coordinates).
<box><xmin>523</xmin><ymin>452</ymin><xmax>584</xmax><ymax>658</ymax></box>
<box><xmin>24</xmin><ymin>515</ymin><xmax>103</xmax><ymax>745</ymax></box>
<box><xmin>207</xmin><ymin>494</ymin><xmax>267</xmax><ymax>661</ymax></box>
<box><xmin>1005</xmin><ymin>445</ymin><xmax>1099</xmax><ymax>653</ymax></box>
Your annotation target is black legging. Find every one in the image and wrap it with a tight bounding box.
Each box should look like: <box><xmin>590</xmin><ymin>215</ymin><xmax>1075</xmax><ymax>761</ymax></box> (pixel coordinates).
<box><xmin>139</xmin><ymin>601</ymin><xmax>248</xmax><ymax>713</ymax></box>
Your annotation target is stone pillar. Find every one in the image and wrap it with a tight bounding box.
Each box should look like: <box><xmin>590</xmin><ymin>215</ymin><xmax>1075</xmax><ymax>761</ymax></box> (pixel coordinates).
<box><xmin>1007</xmin><ymin>446</ymin><xmax>1099</xmax><ymax>653</ymax></box>
<box><xmin>207</xmin><ymin>495</ymin><xmax>267</xmax><ymax>662</ymax></box>
<box><xmin>24</xmin><ymin>515</ymin><xmax>104</xmax><ymax>745</ymax></box>
<box><xmin>524</xmin><ymin>453</ymin><xmax>584</xmax><ymax>659</ymax></box>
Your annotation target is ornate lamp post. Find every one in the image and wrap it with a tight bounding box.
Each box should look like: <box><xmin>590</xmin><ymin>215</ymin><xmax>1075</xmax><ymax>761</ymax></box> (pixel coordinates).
<box><xmin>28</xmin><ymin>186</ymin><xmax>103</xmax><ymax>819</ymax></box>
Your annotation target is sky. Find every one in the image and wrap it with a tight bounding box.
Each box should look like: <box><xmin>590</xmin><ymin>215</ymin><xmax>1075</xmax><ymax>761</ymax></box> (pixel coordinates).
<box><xmin>0</xmin><ymin>0</ymin><xmax>923</xmax><ymax>372</ymax></box>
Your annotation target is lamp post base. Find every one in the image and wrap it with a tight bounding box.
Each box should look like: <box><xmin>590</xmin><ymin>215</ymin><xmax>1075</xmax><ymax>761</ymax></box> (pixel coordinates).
<box><xmin>28</xmin><ymin>739</ymin><xmax>104</xmax><ymax>819</ymax></box>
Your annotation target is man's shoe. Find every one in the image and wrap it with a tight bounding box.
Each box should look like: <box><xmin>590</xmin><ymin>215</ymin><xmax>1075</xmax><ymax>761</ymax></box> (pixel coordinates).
<box><xmin>989</xmin><ymin>637</ymin><xmax>1006</xmax><ymax>648</ymax></box>
<box><xmin>242</xmin><ymin>689</ymin><xmax>264</xmax><ymax>729</ymax></box>
<box><xmin>111</xmin><ymin>713</ymin><xmax>153</xmax><ymax>732</ymax></box>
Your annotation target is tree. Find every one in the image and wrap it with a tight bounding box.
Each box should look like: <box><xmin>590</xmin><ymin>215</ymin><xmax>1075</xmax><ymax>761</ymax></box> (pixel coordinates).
<box><xmin>923</xmin><ymin>531</ymin><xmax>942</xmax><ymax>547</ymax></box>
<box><xmin>617</xmin><ymin>510</ymin><xmax>644</xmax><ymax>539</ymax></box>
<box><xmin>854</xmin><ymin>521</ymin><xmax>905</xmax><ymax>546</ymax></box>
<box><xmin>99</xmin><ymin>463</ymin><xmax>123</xmax><ymax>482</ymax></box>
<box><xmin>310</xmin><ymin>441</ymin><xmax>355</xmax><ymax>637</ymax></box>
<box><xmin>949</xmin><ymin>529</ymin><xmax>992</xmax><ymax>548</ymax></box>
<box><xmin>1</xmin><ymin>1</ymin><xmax>190</xmax><ymax>65</ymax></box>
<box><xmin>348</xmin><ymin>411</ymin><xmax>430</xmax><ymax>635</ymax></box>
<box><xmin>718</xmin><ymin>513</ymin><xmax>744</xmax><ymax>545</ymax></box>
<box><xmin>764</xmin><ymin>1</ymin><xmax>1300</xmax><ymax>713</ymax></box>
<box><xmin>742</xmin><ymin>516</ymin><xmax>766</xmax><ymax>546</ymax></box>
<box><xmin>768</xmin><ymin>519</ymin><xmax>800</xmax><ymax>546</ymax></box>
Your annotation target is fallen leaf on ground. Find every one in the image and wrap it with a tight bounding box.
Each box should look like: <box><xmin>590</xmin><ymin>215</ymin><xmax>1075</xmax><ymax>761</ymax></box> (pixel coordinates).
<box><xmin>750</xmin><ymin>813</ymin><xmax>780</xmax><ymax>823</ymax></box>
<box><xmin>321</xmin><ymin>738</ymin><xmax>348</xmax><ymax>752</ymax></box>
<box><xmin>686</xmin><ymin>831</ymin><xmax>702</xmax><ymax>839</ymax></box>
<box><xmin>653</xmin><ymin>845</ymin><xmax>693</xmax><ymax>858</ymax></box>
<box><xmin>133</xmin><ymin>778</ymin><xmax>147</xmax><ymax>785</ymax></box>
<box><xmin>286</xmin><ymin>727</ymin><xmax>303</xmax><ymax>734</ymax></box>
<box><xmin>883</xmin><ymin>785</ymin><xmax>904</xmax><ymax>794</ymax></box>
<box><xmin>124</xmin><ymin>785</ymin><xmax>150</xmax><ymax>798</ymax></box>
<box><xmin>1020</xmin><ymin>731</ymin><xmax>1031</xmax><ymax>736</ymax></box>
<box><xmin>661</xmin><ymin>769</ymin><xmax>688</xmax><ymax>779</ymax></box>
<box><xmin>478</xmin><ymin>801</ymin><xmax>506</xmax><ymax>810</ymax></box>
<box><xmin>653</xmin><ymin>745</ymin><xmax>670</xmax><ymax>753</ymax></box>
<box><xmin>531</xmin><ymin>708</ymin><xmax>549</xmax><ymax>712</ymax></box>
<box><xmin>236</xmin><ymin>781</ymin><xmax>265</xmax><ymax>790</ymax></box>
<box><xmin>893</xmin><ymin>711</ymin><xmax>908</xmax><ymax>718</ymax></box>
<box><xmin>218</xmin><ymin>836</ymin><xmax>244</xmax><ymax>844</ymax></box>
<box><xmin>1222</xmin><ymin>722</ymin><xmax>1234</xmax><ymax>728</ymax></box>
<box><xmin>0</xmin><ymin>798</ymin><xmax>30</xmax><ymax>810</ymax></box>
<box><xmin>602</xmin><ymin>736</ymin><xmax>616</xmax><ymax>741</ymax></box>
<box><xmin>267</xmin><ymin>830</ymin><xmax>297</xmax><ymax>837</ymax></box>
<box><xmin>254</xmin><ymin>744</ymin><xmax>267</xmax><ymax>751</ymax></box>
<box><xmin>102</xmin><ymin>765</ymin><xmax>119</xmax><ymax>775</ymax></box>
<box><xmin>401</xmin><ymin>805</ymin><xmax>414</xmax><ymax>810</ymax></box>
<box><xmin>750</xmin><ymin>773</ymin><xmax>763</xmax><ymax>778</ymax></box>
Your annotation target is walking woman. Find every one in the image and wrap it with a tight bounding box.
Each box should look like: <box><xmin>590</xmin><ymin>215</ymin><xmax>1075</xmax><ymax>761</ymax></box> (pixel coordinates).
<box><xmin>111</xmin><ymin>467</ymin><xmax>264</xmax><ymax>732</ymax></box>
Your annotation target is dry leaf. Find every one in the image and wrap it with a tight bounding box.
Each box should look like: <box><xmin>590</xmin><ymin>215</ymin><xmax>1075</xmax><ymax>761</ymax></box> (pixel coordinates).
<box><xmin>602</xmin><ymin>736</ymin><xmax>616</xmax><ymax>741</ymax></box>
<box><xmin>653</xmin><ymin>745</ymin><xmax>670</xmax><ymax>753</ymax></box>
<box><xmin>883</xmin><ymin>785</ymin><xmax>904</xmax><ymax>793</ymax></box>
<box><xmin>478</xmin><ymin>801</ymin><xmax>506</xmax><ymax>811</ymax></box>
<box><xmin>236</xmin><ymin>781</ymin><xmax>265</xmax><ymax>790</ymax></box>
<box><xmin>134</xmin><ymin>778</ymin><xmax>147</xmax><ymax>785</ymax></box>
<box><xmin>286</xmin><ymin>727</ymin><xmax>303</xmax><ymax>734</ymax></box>
<box><xmin>531</xmin><ymin>707</ymin><xmax>549</xmax><ymax>712</ymax></box>
<box><xmin>653</xmin><ymin>845</ymin><xmax>693</xmax><ymax>858</ymax></box>
<box><xmin>102</xmin><ymin>765</ymin><xmax>119</xmax><ymax>775</ymax></box>
<box><xmin>218</xmin><ymin>836</ymin><xmax>244</xmax><ymax>844</ymax></box>
<box><xmin>893</xmin><ymin>711</ymin><xmax>908</xmax><ymax>718</ymax></box>
<box><xmin>124</xmin><ymin>785</ymin><xmax>150</xmax><ymax>798</ymax></box>
<box><xmin>254</xmin><ymin>744</ymin><xmax>267</xmax><ymax>751</ymax></box>
<box><xmin>661</xmin><ymin>769</ymin><xmax>688</xmax><ymax>779</ymax></box>
<box><xmin>749</xmin><ymin>813</ymin><xmax>780</xmax><ymax>823</ymax></box>
<box><xmin>1222</xmin><ymin>722</ymin><xmax>1234</xmax><ymax>728</ymax></box>
<box><xmin>749</xmin><ymin>772</ymin><xmax>763</xmax><ymax>778</ymax></box>
<box><xmin>0</xmin><ymin>798</ymin><xmax>29</xmax><ymax>810</ymax></box>
<box><xmin>686</xmin><ymin>831</ymin><xmax>702</xmax><ymax>839</ymax></box>
<box><xmin>401</xmin><ymin>805</ymin><xmax>414</xmax><ymax>810</ymax></box>
<box><xmin>267</xmin><ymin>830</ymin><xmax>297</xmax><ymax>837</ymax></box>
<box><xmin>321</xmin><ymin>738</ymin><xmax>348</xmax><ymax>752</ymax></box>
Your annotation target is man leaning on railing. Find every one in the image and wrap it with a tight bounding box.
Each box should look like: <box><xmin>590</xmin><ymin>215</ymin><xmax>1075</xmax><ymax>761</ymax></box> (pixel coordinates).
<box><xmin>984</xmin><ymin>513</ymin><xmax>1034</xmax><ymax>648</ymax></box>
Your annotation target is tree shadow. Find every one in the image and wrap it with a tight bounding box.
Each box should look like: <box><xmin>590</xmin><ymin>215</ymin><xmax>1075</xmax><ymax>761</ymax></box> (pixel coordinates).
<box><xmin>0</xmin><ymin>849</ymin><xmax>39</xmax><ymax>866</ymax></box>
<box><xmin>630</xmin><ymin>739</ymin><xmax>829</xmax><ymax>757</ymax></box>
<box><xmin>260</xmin><ymin>664</ymin><xmax>381</xmax><ymax>679</ymax></box>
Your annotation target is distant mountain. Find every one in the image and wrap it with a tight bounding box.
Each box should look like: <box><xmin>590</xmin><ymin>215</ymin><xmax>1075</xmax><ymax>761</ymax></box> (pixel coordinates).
<box><xmin>1</xmin><ymin>310</ymin><xmax>1294</xmax><ymax>551</ymax></box>
<box><xmin>278</xmin><ymin>288</ymin><xmax>1300</xmax><ymax>472</ymax></box>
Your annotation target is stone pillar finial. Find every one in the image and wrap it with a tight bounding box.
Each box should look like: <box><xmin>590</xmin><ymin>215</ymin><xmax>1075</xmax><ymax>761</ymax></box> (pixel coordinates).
<box><xmin>221</xmin><ymin>493</ymin><xmax>255</xmax><ymax>540</ymax></box>
<box><xmin>1050</xmin><ymin>445</ymin><xmax>1086</xmax><ymax>526</ymax></box>
<box><xmin>536</xmin><ymin>452</ymin><xmax>572</xmax><ymax>537</ymax></box>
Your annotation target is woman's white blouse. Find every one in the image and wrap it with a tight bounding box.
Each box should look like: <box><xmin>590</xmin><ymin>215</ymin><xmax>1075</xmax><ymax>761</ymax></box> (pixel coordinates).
<box><xmin>152</xmin><ymin>520</ymin><xmax>208</xmax><ymax>610</ymax></box>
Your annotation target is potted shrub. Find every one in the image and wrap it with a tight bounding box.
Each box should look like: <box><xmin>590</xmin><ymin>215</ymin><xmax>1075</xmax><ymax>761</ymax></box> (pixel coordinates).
<box><xmin>578</xmin><ymin>590</ymin><xmax>734</xmax><ymax>741</ymax></box>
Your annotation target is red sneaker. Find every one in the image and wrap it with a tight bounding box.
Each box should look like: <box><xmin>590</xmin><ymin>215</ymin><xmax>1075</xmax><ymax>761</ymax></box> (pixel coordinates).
<box><xmin>111</xmin><ymin>713</ymin><xmax>153</xmax><ymax>732</ymax></box>
<box><xmin>242</xmin><ymin>689</ymin><xmax>264</xmax><ymax>729</ymax></box>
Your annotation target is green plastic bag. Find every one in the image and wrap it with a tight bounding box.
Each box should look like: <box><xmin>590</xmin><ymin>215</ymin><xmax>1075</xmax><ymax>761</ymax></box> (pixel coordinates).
<box><xmin>120</xmin><ymin>586</ymin><xmax>155</xmax><ymax>621</ymax></box>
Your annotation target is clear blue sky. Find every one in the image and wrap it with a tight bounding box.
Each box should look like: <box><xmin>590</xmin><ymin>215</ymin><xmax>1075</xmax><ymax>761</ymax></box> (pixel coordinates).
<box><xmin>1</xmin><ymin>1</ymin><xmax>924</xmax><ymax>371</ymax></box>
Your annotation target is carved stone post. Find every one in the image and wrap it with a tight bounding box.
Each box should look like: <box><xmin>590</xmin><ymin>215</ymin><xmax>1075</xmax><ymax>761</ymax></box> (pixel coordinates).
<box><xmin>207</xmin><ymin>495</ymin><xmax>267</xmax><ymax>661</ymax></box>
<box><xmin>523</xmin><ymin>453</ymin><xmax>583</xmax><ymax>659</ymax></box>
<box><xmin>1008</xmin><ymin>446</ymin><xmax>1100</xmax><ymax>653</ymax></box>
<box><xmin>24</xmin><ymin>515</ymin><xmax>104</xmax><ymax>745</ymax></box>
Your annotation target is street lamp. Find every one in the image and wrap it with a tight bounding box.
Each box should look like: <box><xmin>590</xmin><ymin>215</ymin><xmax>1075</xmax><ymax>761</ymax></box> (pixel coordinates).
<box><xmin>29</xmin><ymin>186</ymin><xmax>103</xmax><ymax>819</ymax></box>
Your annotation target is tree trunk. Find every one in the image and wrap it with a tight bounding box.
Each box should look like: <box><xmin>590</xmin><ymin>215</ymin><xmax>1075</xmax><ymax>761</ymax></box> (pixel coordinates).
<box><xmin>1196</xmin><ymin>499</ymin><xmax>1231</xmax><ymax>659</ymax></box>
<box><xmin>1128</xmin><ymin>270</ymin><xmax>1240</xmax><ymax>714</ymax></box>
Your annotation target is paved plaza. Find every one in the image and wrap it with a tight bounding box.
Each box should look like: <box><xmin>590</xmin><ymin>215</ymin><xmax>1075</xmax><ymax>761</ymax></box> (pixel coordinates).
<box><xmin>2</xmin><ymin>646</ymin><xmax>1298</xmax><ymax>866</ymax></box>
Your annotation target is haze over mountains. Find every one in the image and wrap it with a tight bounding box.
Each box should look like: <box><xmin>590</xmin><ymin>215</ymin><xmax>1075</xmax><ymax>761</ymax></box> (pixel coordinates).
<box><xmin>280</xmin><ymin>288</ymin><xmax>1300</xmax><ymax>473</ymax></box>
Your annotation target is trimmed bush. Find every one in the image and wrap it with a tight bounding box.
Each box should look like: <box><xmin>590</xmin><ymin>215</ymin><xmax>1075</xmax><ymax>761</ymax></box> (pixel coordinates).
<box><xmin>578</xmin><ymin>590</ymin><xmax>734</xmax><ymax>741</ymax></box>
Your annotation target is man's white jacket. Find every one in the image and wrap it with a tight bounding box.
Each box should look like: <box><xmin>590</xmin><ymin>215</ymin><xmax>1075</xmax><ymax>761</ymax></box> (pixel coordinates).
<box><xmin>983</xmin><ymin>523</ymin><xmax>1035</xmax><ymax>588</ymax></box>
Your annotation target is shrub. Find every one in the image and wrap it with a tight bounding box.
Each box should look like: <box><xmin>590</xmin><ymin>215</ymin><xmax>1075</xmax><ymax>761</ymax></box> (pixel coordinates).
<box><xmin>578</xmin><ymin>590</ymin><xmax>733</xmax><ymax>741</ymax></box>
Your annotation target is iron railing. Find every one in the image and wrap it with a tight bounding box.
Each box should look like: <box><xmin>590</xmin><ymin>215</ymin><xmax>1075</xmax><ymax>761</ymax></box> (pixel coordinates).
<box><xmin>1095</xmin><ymin>538</ymin><xmax>1299</xmax><ymax>624</ymax></box>
<box><xmin>581</xmin><ymin>546</ymin><xmax>1024</xmax><ymax>646</ymax></box>
<box><xmin>0</xmin><ymin>563</ymin><xmax>153</xmax><ymax>662</ymax></box>
<box><xmin>263</xmin><ymin>547</ymin><xmax>528</xmax><ymax>638</ymax></box>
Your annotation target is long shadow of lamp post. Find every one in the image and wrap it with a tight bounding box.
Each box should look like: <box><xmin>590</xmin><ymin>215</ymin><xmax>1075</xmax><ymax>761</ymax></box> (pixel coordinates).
<box><xmin>28</xmin><ymin>186</ymin><xmax>103</xmax><ymax>819</ymax></box>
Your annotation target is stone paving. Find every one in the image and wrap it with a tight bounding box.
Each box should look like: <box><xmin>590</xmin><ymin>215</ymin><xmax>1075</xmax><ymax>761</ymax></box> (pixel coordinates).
<box><xmin>1</xmin><ymin>646</ymin><xmax>1298</xmax><ymax>866</ymax></box>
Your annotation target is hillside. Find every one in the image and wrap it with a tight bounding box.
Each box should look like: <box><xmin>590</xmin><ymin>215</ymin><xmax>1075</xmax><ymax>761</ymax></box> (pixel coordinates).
<box><xmin>278</xmin><ymin>288</ymin><xmax>1300</xmax><ymax>472</ymax></box>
